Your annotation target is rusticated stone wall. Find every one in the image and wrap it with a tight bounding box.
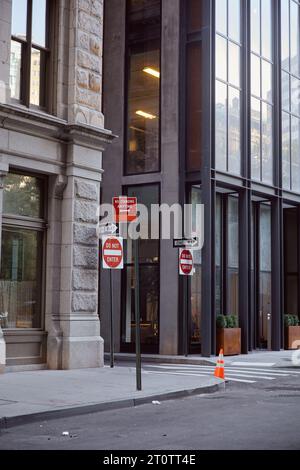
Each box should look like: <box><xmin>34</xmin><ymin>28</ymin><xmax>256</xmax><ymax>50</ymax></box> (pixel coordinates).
<box><xmin>68</xmin><ymin>0</ymin><xmax>104</xmax><ymax>128</ymax></box>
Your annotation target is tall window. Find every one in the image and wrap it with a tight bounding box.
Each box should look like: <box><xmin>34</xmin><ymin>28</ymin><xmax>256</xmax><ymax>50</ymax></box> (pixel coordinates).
<box><xmin>186</xmin><ymin>1</ymin><xmax>203</xmax><ymax>172</ymax></box>
<box><xmin>250</xmin><ymin>0</ymin><xmax>274</xmax><ymax>184</ymax></box>
<box><xmin>215</xmin><ymin>0</ymin><xmax>242</xmax><ymax>175</ymax></box>
<box><xmin>281</xmin><ymin>0</ymin><xmax>300</xmax><ymax>191</ymax></box>
<box><xmin>121</xmin><ymin>185</ymin><xmax>160</xmax><ymax>353</ymax></box>
<box><xmin>0</xmin><ymin>173</ymin><xmax>45</xmax><ymax>330</ymax></box>
<box><xmin>125</xmin><ymin>0</ymin><xmax>161</xmax><ymax>175</ymax></box>
<box><xmin>10</xmin><ymin>0</ymin><xmax>50</xmax><ymax>108</ymax></box>
<box><xmin>215</xmin><ymin>194</ymin><xmax>239</xmax><ymax>318</ymax></box>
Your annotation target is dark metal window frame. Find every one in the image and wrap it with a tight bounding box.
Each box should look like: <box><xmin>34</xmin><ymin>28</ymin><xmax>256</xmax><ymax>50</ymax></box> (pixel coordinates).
<box><xmin>10</xmin><ymin>0</ymin><xmax>51</xmax><ymax>109</ymax></box>
<box><xmin>123</xmin><ymin>0</ymin><xmax>162</xmax><ymax>177</ymax></box>
<box><xmin>120</xmin><ymin>182</ymin><xmax>161</xmax><ymax>354</ymax></box>
<box><xmin>215</xmin><ymin>0</ymin><xmax>243</xmax><ymax>175</ymax></box>
<box><xmin>249</xmin><ymin>0</ymin><xmax>275</xmax><ymax>185</ymax></box>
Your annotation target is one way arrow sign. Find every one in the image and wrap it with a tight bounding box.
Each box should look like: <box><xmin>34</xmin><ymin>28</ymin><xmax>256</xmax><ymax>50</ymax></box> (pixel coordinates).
<box><xmin>173</xmin><ymin>237</ymin><xmax>199</xmax><ymax>249</ymax></box>
<box><xmin>98</xmin><ymin>223</ymin><xmax>118</xmax><ymax>237</ymax></box>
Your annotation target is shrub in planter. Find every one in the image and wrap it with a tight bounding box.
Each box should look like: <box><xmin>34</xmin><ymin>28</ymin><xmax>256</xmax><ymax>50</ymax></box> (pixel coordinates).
<box><xmin>284</xmin><ymin>314</ymin><xmax>300</xmax><ymax>350</ymax></box>
<box><xmin>216</xmin><ymin>314</ymin><xmax>241</xmax><ymax>356</ymax></box>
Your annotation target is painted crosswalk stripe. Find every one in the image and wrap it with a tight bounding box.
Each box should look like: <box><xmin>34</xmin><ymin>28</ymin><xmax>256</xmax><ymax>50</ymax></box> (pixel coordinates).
<box><xmin>146</xmin><ymin>368</ymin><xmax>276</xmax><ymax>380</ymax></box>
<box><xmin>230</xmin><ymin>362</ymin><xmax>275</xmax><ymax>367</ymax></box>
<box><xmin>145</xmin><ymin>370</ymin><xmax>257</xmax><ymax>384</ymax></box>
<box><xmin>144</xmin><ymin>365</ymin><xmax>290</xmax><ymax>377</ymax></box>
<box><xmin>224</xmin><ymin>377</ymin><xmax>256</xmax><ymax>384</ymax></box>
<box><xmin>144</xmin><ymin>363</ymin><xmax>300</xmax><ymax>375</ymax></box>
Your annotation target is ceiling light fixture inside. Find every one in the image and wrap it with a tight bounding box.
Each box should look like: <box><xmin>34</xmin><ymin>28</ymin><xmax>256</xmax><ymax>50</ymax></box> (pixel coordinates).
<box><xmin>143</xmin><ymin>67</ymin><xmax>160</xmax><ymax>79</ymax></box>
<box><xmin>136</xmin><ymin>110</ymin><xmax>157</xmax><ymax>120</ymax></box>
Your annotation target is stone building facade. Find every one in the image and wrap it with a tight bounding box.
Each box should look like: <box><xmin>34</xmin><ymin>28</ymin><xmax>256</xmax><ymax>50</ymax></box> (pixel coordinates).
<box><xmin>0</xmin><ymin>0</ymin><xmax>113</xmax><ymax>371</ymax></box>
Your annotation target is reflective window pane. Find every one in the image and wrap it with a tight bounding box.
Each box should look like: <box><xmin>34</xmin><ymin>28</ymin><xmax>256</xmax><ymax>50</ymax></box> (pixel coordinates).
<box><xmin>32</xmin><ymin>0</ymin><xmax>47</xmax><ymax>47</ymax></box>
<box><xmin>282</xmin><ymin>111</ymin><xmax>291</xmax><ymax>189</ymax></box>
<box><xmin>227</xmin><ymin>197</ymin><xmax>239</xmax><ymax>317</ymax></box>
<box><xmin>282</xmin><ymin>71</ymin><xmax>290</xmax><ymax>112</ymax></box>
<box><xmin>291</xmin><ymin>116</ymin><xmax>300</xmax><ymax>191</ymax></box>
<box><xmin>228</xmin><ymin>87</ymin><xmax>241</xmax><ymax>175</ymax></box>
<box><xmin>9</xmin><ymin>40</ymin><xmax>22</xmax><ymax>100</ymax></box>
<box><xmin>251</xmin><ymin>0</ymin><xmax>261</xmax><ymax>54</ymax></box>
<box><xmin>126</xmin><ymin>185</ymin><xmax>159</xmax><ymax>264</ymax></box>
<box><xmin>281</xmin><ymin>0</ymin><xmax>290</xmax><ymax>70</ymax></box>
<box><xmin>30</xmin><ymin>48</ymin><xmax>41</xmax><ymax>106</ymax></box>
<box><xmin>262</xmin><ymin>102</ymin><xmax>273</xmax><ymax>184</ymax></box>
<box><xmin>260</xmin><ymin>205</ymin><xmax>272</xmax><ymax>272</ymax></box>
<box><xmin>122</xmin><ymin>265</ymin><xmax>159</xmax><ymax>348</ymax></box>
<box><xmin>126</xmin><ymin>1</ymin><xmax>161</xmax><ymax>175</ymax></box>
<box><xmin>215</xmin><ymin>81</ymin><xmax>227</xmax><ymax>171</ymax></box>
<box><xmin>261</xmin><ymin>59</ymin><xmax>272</xmax><ymax>102</ymax></box>
<box><xmin>228</xmin><ymin>42</ymin><xmax>240</xmax><ymax>88</ymax></box>
<box><xmin>261</xmin><ymin>0</ymin><xmax>272</xmax><ymax>60</ymax></box>
<box><xmin>216</xmin><ymin>35</ymin><xmax>227</xmax><ymax>82</ymax></box>
<box><xmin>251</xmin><ymin>97</ymin><xmax>261</xmax><ymax>180</ymax></box>
<box><xmin>3</xmin><ymin>173</ymin><xmax>43</xmax><ymax>218</ymax></box>
<box><xmin>11</xmin><ymin>0</ymin><xmax>27</xmax><ymax>39</ymax></box>
<box><xmin>290</xmin><ymin>0</ymin><xmax>300</xmax><ymax>77</ymax></box>
<box><xmin>291</xmin><ymin>76</ymin><xmax>300</xmax><ymax>117</ymax></box>
<box><xmin>216</xmin><ymin>0</ymin><xmax>227</xmax><ymax>35</ymax></box>
<box><xmin>251</xmin><ymin>53</ymin><xmax>261</xmax><ymax>98</ymax></box>
<box><xmin>0</xmin><ymin>228</ymin><xmax>43</xmax><ymax>329</ymax></box>
<box><xmin>228</xmin><ymin>0</ymin><xmax>240</xmax><ymax>42</ymax></box>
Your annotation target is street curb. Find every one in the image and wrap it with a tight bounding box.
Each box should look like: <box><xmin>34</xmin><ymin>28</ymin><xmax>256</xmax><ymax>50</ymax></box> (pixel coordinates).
<box><xmin>0</xmin><ymin>382</ymin><xmax>224</xmax><ymax>430</ymax></box>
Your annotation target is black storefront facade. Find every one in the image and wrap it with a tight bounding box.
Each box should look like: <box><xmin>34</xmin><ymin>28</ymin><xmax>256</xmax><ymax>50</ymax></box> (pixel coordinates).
<box><xmin>101</xmin><ymin>0</ymin><xmax>300</xmax><ymax>357</ymax></box>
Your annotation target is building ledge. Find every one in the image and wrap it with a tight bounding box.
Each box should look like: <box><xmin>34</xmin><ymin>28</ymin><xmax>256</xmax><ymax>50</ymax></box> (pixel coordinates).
<box><xmin>0</xmin><ymin>103</ymin><xmax>117</xmax><ymax>151</ymax></box>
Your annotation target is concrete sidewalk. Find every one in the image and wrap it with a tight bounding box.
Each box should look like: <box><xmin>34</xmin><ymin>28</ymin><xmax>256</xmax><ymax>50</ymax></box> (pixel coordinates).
<box><xmin>0</xmin><ymin>366</ymin><xmax>223</xmax><ymax>429</ymax></box>
<box><xmin>107</xmin><ymin>350</ymin><xmax>298</xmax><ymax>368</ymax></box>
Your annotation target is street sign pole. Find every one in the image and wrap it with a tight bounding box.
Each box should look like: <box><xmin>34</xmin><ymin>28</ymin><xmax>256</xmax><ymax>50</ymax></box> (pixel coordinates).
<box><xmin>183</xmin><ymin>276</ymin><xmax>188</xmax><ymax>357</ymax></box>
<box><xmin>134</xmin><ymin>234</ymin><xmax>142</xmax><ymax>391</ymax></box>
<box><xmin>110</xmin><ymin>269</ymin><xmax>114</xmax><ymax>368</ymax></box>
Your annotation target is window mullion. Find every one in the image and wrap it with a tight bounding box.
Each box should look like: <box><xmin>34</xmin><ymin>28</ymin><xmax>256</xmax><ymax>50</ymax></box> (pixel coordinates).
<box><xmin>24</xmin><ymin>0</ymin><xmax>33</xmax><ymax>107</ymax></box>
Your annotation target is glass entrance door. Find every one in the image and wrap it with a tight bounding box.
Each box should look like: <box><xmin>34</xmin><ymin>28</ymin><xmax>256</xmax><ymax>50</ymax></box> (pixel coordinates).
<box><xmin>252</xmin><ymin>202</ymin><xmax>272</xmax><ymax>350</ymax></box>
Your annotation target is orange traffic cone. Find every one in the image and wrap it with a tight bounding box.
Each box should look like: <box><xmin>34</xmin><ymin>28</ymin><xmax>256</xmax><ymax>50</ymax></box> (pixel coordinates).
<box><xmin>214</xmin><ymin>349</ymin><xmax>225</xmax><ymax>379</ymax></box>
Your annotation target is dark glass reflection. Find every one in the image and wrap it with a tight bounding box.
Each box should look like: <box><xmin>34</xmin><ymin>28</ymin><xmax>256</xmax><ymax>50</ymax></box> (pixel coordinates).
<box><xmin>3</xmin><ymin>173</ymin><xmax>44</xmax><ymax>218</ymax></box>
<box><xmin>126</xmin><ymin>0</ymin><xmax>161</xmax><ymax>174</ymax></box>
<box><xmin>0</xmin><ymin>228</ymin><xmax>43</xmax><ymax>329</ymax></box>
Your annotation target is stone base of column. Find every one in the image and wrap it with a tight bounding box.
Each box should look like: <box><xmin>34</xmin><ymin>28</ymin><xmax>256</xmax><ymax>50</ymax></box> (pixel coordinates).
<box><xmin>61</xmin><ymin>336</ymin><xmax>104</xmax><ymax>370</ymax></box>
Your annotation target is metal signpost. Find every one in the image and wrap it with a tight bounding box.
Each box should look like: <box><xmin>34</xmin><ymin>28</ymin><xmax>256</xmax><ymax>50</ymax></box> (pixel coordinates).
<box><xmin>112</xmin><ymin>197</ymin><xmax>141</xmax><ymax>390</ymax></box>
<box><xmin>102</xmin><ymin>235</ymin><xmax>123</xmax><ymax>368</ymax></box>
<box><xmin>174</xmin><ymin>240</ymin><xmax>195</xmax><ymax>357</ymax></box>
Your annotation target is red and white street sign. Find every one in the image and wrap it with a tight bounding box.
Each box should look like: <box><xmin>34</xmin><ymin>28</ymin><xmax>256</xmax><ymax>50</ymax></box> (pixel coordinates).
<box><xmin>113</xmin><ymin>196</ymin><xmax>137</xmax><ymax>223</ymax></box>
<box><xmin>102</xmin><ymin>236</ymin><xmax>124</xmax><ymax>270</ymax></box>
<box><xmin>179</xmin><ymin>249</ymin><xmax>194</xmax><ymax>276</ymax></box>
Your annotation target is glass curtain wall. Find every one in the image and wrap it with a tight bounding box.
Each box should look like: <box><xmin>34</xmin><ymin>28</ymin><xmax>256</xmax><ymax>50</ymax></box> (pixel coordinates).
<box><xmin>215</xmin><ymin>0</ymin><xmax>242</xmax><ymax>175</ymax></box>
<box><xmin>125</xmin><ymin>0</ymin><xmax>161</xmax><ymax>175</ymax></box>
<box><xmin>281</xmin><ymin>0</ymin><xmax>300</xmax><ymax>191</ymax></box>
<box><xmin>250</xmin><ymin>0</ymin><xmax>274</xmax><ymax>184</ymax></box>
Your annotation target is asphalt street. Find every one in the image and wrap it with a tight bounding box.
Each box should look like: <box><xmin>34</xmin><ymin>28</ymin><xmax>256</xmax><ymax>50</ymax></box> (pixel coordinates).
<box><xmin>0</xmin><ymin>366</ymin><xmax>300</xmax><ymax>450</ymax></box>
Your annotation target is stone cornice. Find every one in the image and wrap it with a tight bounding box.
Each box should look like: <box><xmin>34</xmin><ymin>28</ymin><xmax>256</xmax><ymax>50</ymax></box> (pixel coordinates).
<box><xmin>0</xmin><ymin>104</ymin><xmax>117</xmax><ymax>151</ymax></box>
